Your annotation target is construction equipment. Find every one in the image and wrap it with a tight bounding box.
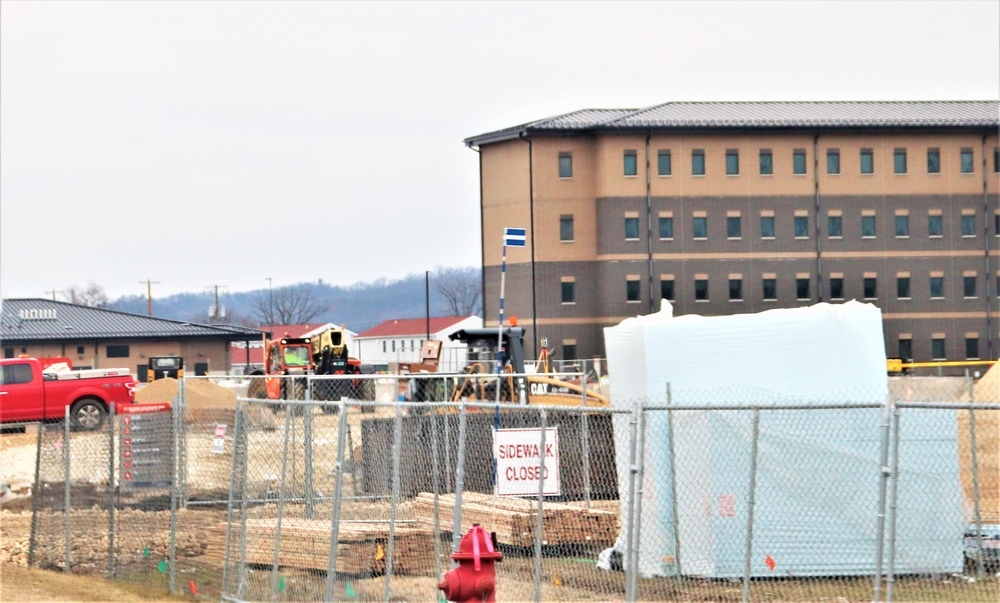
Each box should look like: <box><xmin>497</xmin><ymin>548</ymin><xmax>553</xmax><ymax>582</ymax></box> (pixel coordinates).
<box><xmin>251</xmin><ymin>326</ymin><xmax>374</xmax><ymax>404</ymax></box>
<box><xmin>147</xmin><ymin>356</ymin><xmax>184</xmax><ymax>381</ymax></box>
<box><xmin>445</xmin><ymin>327</ymin><xmax>608</xmax><ymax>408</ymax></box>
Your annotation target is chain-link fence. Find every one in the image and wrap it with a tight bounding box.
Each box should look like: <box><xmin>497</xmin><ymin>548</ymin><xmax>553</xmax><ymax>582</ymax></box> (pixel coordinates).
<box><xmin>21</xmin><ymin>372</ymin><xmax>1000</xmax><ymax>602</ymax></box>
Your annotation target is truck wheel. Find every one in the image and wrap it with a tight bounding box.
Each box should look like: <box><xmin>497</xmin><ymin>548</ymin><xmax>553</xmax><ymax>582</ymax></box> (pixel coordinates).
<box><xmin>71</xmin><ymin>399</ymin><xmax>107</xmax><ymax>431</ymax></box>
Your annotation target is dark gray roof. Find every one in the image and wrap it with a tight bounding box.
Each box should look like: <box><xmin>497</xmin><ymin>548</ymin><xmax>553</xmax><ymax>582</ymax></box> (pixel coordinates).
<box><xmin>465</xmin><ymin>101</ymin><xmax>1000</xmax><ymax>146</ymax></box>
<box><xmin>0</xmin><ymin>299</ymin><xmax>264</xmax><ymax>343</ymax></box>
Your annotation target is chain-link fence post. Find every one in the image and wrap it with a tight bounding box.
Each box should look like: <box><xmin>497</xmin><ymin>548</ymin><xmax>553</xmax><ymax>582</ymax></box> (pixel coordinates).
<box><xmin>63</xmin><ymin>404</ymin><xmax>71</xmax><ymax>573</ymax></box>
<box><xmin>168</xmin><ymin>398</ymin><xmax>178</xmax><ymax>594</ymax></box>
<box><xmin>580</xmin><ymin>385</ymin><xmax>592</xmax><ymax>510</ymax></box>
<box><xmin>221</xmin><ymin>399</ymin><xmax>246</xmax><ymax>599</ymax></box>
<box><xmin>965</xmin><ymin>371</ymin><xmax>986</xmax><ymax>578</ymax></box>
<box><xmin>178</xmin><ymin>377</ymin><xmax>187</xmax><ymax>506</ymax></box>
<box><xmin>305</xmin><ymin>378</ymin><xmax>315</xmax><ymax>520</ymax></box>
<box><xmin>873</xmin><ymin>397</ymin><xmax>892</xmax><ymax>602</ymax></box>
<box><xmin>384</xmin><ymin>400</ymin><xmax>404</xmax><ymax>601</ymax></box>
<box><xmin>324</xmin><ymin>400</ymin><xmax>349</xmax><ymax>602</ymax></box>
<box><xmin>451</xmin><ymin>401</ymin><xmax>469</xmax><ymax>559</ymax></box>
<box><xmin>238</xmin><ymin>402</ymin><xmax>251</xmax><ymax>602</ymax></box>
<box><xmin>108</xmin><ymin>402</ymin><xmax>116</xmax><ymax>579</ymax></box>
<box><xmin>429</xmin><ymin>398</ymin><xmax>444</xmax><ymax>584</ymax></box>
<box><xmin>270</xmin><ymin>404</ymin><xmax>294</xmax><ymax>601</ymax></box>
<box><xmin>885</xmin><ymin>406</ymin><xmax>901</xmax><ymax>603</ymax></box>
<box><xmin>532</xmin><ymin>408</ymin><xmax>548</xmax><ymax>603</ymax></box>
<box><xmin>666</xmin><ymin>383</ymin><xmax>682</xmax><ymax>582</ymax></box>
<box><xmin>28</xmin><ymin>420</ymin><xmax>43</xmax><ymax>566</ymax></box>
<box><xmin>624</xmin><ymin>398</ymin><xmax>640</xmax><ymax>603</ymax></box>
<box><xmin>740</xmin><ymin>409</ymin><xmax>761</xmax><ymax>603</ymax></box>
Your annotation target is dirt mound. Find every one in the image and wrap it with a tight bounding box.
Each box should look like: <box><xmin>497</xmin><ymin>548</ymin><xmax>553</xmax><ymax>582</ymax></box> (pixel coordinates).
<box><xmin>136</xmin><ymin>378</ymin><xmax>236</xmax><ymax>408</ymax></box>
<box><xmin>972</xmin><ymin>362</ymin><xmax>999</xmax><ymax>403</ymax></box>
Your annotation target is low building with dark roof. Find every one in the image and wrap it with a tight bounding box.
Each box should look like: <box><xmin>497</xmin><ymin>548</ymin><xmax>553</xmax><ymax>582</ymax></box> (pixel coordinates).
<box><xmin>1</xmin><ymin>298</ymin><xmax>265</xmax><ymax>379</ymax></box>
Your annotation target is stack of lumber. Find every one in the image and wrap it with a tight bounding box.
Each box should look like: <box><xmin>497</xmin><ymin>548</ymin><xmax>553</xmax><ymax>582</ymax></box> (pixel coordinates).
<box><xmin>412</xmin><ymin>492</ymin><xmax>618</xmax><ymax>548</ymax></box>
<box><xmin>203</xmin><ymin>519</ymin><xmax>436</xmax><ymax>575</ymax></box>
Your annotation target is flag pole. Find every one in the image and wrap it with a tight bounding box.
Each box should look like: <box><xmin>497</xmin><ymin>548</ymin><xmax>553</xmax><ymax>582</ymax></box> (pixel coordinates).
<box><xmin>496</xmin><ymin>240</ymin><xmax>507</xmax><ymax>405</ymax></box>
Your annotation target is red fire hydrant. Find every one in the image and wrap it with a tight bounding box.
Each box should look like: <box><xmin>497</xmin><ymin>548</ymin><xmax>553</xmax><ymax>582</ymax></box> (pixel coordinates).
<box><xmin>438</xmin><ymin>523</ymin><xmax>503</xmax><ymax>603</ymax></box>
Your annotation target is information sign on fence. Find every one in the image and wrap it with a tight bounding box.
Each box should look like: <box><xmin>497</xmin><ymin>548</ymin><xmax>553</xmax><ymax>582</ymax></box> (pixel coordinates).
<box><xmin>118</xmin><ymin>402</ymin><xmax>173</xmax><ymax>490</ymax></box>
<box><xmin>493</xmin><ymin>427</ymin><xmax>560</xmax><ymax>496</ymax></box>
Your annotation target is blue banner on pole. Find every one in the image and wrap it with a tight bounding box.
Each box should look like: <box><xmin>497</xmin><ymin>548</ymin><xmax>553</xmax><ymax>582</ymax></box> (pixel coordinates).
<box><xmin>504</xmin><ymin>227</ymin><xmax>526</xmax><ymax>247</ymax></box>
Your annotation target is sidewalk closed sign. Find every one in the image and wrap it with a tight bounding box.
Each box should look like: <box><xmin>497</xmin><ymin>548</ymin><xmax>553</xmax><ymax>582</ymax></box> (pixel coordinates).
<box><xmin>493</xmin><ymin>427</ymin><xmax>560</xmax><ymax>497</ymax></box>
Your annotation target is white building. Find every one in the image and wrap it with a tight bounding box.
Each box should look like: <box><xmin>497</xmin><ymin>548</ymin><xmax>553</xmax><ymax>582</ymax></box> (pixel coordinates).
<box><xmin>354</xmin><ymin>316</ymin><xmax>483</xmax><ymax>372</ymax></box>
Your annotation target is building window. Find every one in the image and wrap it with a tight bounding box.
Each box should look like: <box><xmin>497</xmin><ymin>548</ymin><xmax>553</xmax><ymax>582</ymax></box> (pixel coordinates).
<box><xmin>392</xmin><ymin>340</ymin><xmax>396</xmax><ymax>352</ymax></box>
<box><xmin>863</xmin><ymin>277</ymin><xmax>878</xmax><ymax>300</ymax></box>
<box><xmin>930</xmin><ymin>276</ymin><xmax>944</xmax><ymax>298</ymax></box>
<box><xmin>3</xmin><ymin>348</ymin><xmax>13</xmax><ymax>359</ymax></box>
<box><xmin>897</xmin><ymin>277</ymin><xmax>911</xmax><ymax>299</ymax></box>
<box><xmin>961</xmin><ymin>214</ymin><xmax>976</xmax><ymax>236</ymax></box>
<box><xmin>762</xmin><ymin>277</ymin><xmax>777</xmax><ymax>301</ymax></box>
<box><xmin>996</xmin><ymin>213</ymin><xmax>1000</xmax><ymax>236</ymax></box>
<box><xmin>625</xmin><ymin>217</ymin><xmax>640</xmax><ymax>240</ymax></box>
<box><xmin>862</xmin><ymin>214</ymin><xmax>876</xmax><ymax>238</ymax></box>
<box><xmin>966</xmin><ymin>337</ymin><xmax>980</xmax><ymax>360</ymax></box>
<box><xmin>760</xmin><ymin>216</ymin><xmax>775</xmax><ymax>238</ymax></box>
<box><xmin>793</xmin><ymin>149</ymin><xmax>807</xmax><ymax>175</ymax></box>
<box><xmin>661</xmin><ymin>278</ymin><xmax>675</xmax><ymax>301</ymax></box>
<box><xmin>860</xmin><ymin>148</ymin><xmax>874</xmax><ymax>174</ymax></box>
<box><xmin>960</xmin><ymin>148</ymin><xmax>974</xmax><ymax>173</ymax></box>
<box><xmin>928</xmin><ymin>214</ymin><xmax>943</xmax><ymax>237</ymax></box>
<box><xmin>898</xmin><ymin>338</ymin><xmax>912</xmax><ymax>362</ymax></box>
<box><xmin>826</xmin><ymin>149</ymin><xmax>840</xmax><ymax>174</ymax></box>
<box><xmin>106</xmin><ymin>345</ymin><xmax>129</xmax><ymax>358</ymax></box>
<box><xmin>830</xmin><ymin>277</ymin><xmax>844</xmax><ymax>300</ymax></box>
<box><xmin>794</xmin><ymin>215</ymin><xmax>809</xmax><ymax>238</ymax></box>
<box><xmin>382</xmin><ymin>341</ymin><xmax>387</xmax><ymax>353</ymax></box>
<box><xmin>659</xmin><ymin>216</ymin><xmax>674</xmax><ymax>239</ymax></box>
<box><xmin>558</xmin><ymin>152</ymin><xmax>573</xmax><ymax>178</ymax></box>
<box><xmin>931</xmin><ymin>338</ymin><xmax>946</xmax><ymax>361</ymax></box>
<box><xmin>796</xmin><ymin>277</ymin><xmax>810</xmax><ymax>300</ymax></box>
<box><xmin>694</xmin><ymin>278</ymin><xmax>709</xmax><ymax>301</ymax></box>
<box><xmin>759</xmin><ymin>149</ymin><xmax>773</xmax><ymax>175</ymax></box>
<box><xmin>894</xmin><ymin>148</ymin><xmax>907</xmax><ymax>174</ymax></box>
<box><xmin>895</xmin><ymin>215</ymin><xmax>909</xmax><ymax>238</ymax></box>
<box><xmin>729</xmin><ymin>278</ymin><xmax>743</xmax><ymax>301</ymax></box>
<box><xmin>563</xmin><ymin>344</ymin><xmax>577</xmax><ymax>361</ymax></box>
<box><xmin>624</xmin><ymin>150</ymin><xmax>638</xmax><ymax>176</ymax></box>
<box><xmin>693</xmin><ymin>216</ymin><xmax>707</xmax><ymax>239</ymax></box>
<box><xmin>994</xmin><ymin>147</ymin><xmax>999</xmax><ymax>173</ymax></box>
<box><xmin>657</xmin><ymin>150</ymin><xmax>672</xmax><ymax>176</ymax></box>
<box><xmin>927</xmin><ymin>148</ymin><xmax>941</xmax><ymax>174</ymax></box>
<box><xmin>626</xmin><ymin>278</ymin><xmax>641</xmax><ymax>302</ymax></box>
<box><xmin>561</xmin><ymin>281</ymin><xmax>575</xmax><ymax>304</ymax></box>
<box><xmin>828</xmin><ymin>215</ymin><xmax>843</xmax><ymax>238</ymax></box>
<box><xmin>76</xmin><ymin>345</ymin><xmax>85</xmax><ymax>355</ymax></box>
<box><xmin>559</xmin><ymin>215</ymin><xmax>574</xmax><ymax>242</ymax></box>
<box><xmin>727</xmin><ymin>216</ymin><xmax>741</xmax><ymax>239</ymax></box>
<box><xmin>726</xmin><ymin>149</ymin><xmax>739</xmax><ymax>175</ymax></box>
<box><xmin>692</xmin><ymin>150</ymin><xmax>705</xmax><ymax>175</ymax></box>
<box><xmin>964</xmin><ymin>275</ymin><xmax>977</xmax><ymax>298</ymax></box>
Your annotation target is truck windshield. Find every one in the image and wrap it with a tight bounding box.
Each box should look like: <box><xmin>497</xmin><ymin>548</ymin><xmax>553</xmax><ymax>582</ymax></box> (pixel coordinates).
<box><xmin>152</xmin><ymin>358</ymin><xmax>179</xmax><ymax>369</ymax></box>
<box><xmin>283</xmin><ymin>346</ymin><xmax>311</xmax><ymax>367</ymax></box>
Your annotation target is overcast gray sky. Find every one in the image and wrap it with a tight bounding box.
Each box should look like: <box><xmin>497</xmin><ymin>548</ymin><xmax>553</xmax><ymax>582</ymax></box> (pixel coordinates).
<box><xmin>2</xmin><ymin>1</ymin><xmax>998</xmax><ymax>300</ymax></box>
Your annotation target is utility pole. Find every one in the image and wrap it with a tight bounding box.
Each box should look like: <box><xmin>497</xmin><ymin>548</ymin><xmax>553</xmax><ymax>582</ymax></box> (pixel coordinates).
<box><xmin>266</xmin><ymin>278</ymin><xmax>274</xmax><ymax>326</ymax></box>
<box><xmin>44</xmin><ymin>289</ymin><xmax>63</xmax><ymax>301</ymax></box>
<box><xmin>206</xmin><ymin>284</ymin><xmax>228</xmax><ymax>323</ymax></box>
<box><xmin>139</xmin><ymin>279</ymin><xmax>160</xmax><ymax>316</ymax></box>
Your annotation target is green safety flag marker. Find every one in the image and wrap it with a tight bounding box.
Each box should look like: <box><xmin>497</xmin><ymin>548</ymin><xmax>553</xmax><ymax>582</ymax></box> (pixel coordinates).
<box><xmin>345</xmin><ymin>582</ymin><xmax>358</xmax><ymax>599</ymax></box>
<box><xmin>438</xmin><ymin>592</ymin><xmax>446</xmax><ymax>603</ymax></box>
<box><xmin>143</xmin><ymin>546</ymin><xmax>150</xmax><ymax>558</ymax></box>
<box><xmin>158</xmin><ymin>559</ymin><xmax>168</xmax><ymax>574</ymax></box>
<box><xmin>278</xmin><ymin>575</ymin><xmax>285</xmax><ymax>592</ymax></box>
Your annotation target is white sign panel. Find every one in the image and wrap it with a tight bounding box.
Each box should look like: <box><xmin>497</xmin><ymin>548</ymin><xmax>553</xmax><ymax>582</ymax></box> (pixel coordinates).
<box><xmin>212</xmin><ymin>424</ymin><xmax>226</xmax><ymax>454</ymax></box>
<box><xmin>493</xmin><ymin>427</ymin><xmax>560</xmax><ymax>497</ymax></box>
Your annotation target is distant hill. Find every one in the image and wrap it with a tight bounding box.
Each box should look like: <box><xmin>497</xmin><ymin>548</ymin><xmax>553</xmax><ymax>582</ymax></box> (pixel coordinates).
<box><xmin>107</xmin><ymin>267</ymin><xmax>482</xmax><ymax>333</ymax></box>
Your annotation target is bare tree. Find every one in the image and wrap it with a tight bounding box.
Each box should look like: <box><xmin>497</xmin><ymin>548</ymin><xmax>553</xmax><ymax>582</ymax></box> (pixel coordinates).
<box><xmin>435</xmin><ymin>267</ymin><xmax>482</xmax><ymax>316</ymax></box>
<box><xmin>62</xmin><ymin>281</ymin><xmax>109</xmax><ymax>308</ymax></box>
<box><xmin>251</xmin><ymin>286</ymin><xmax>326</xmax><ymax>325</ymax></box>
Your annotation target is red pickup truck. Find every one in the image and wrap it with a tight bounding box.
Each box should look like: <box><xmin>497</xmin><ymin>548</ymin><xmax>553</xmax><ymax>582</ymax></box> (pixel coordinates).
<box><xmin>0</xmin><ymin>357</ymin><xmax>137</xmax><ymax>430</ymax></box>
